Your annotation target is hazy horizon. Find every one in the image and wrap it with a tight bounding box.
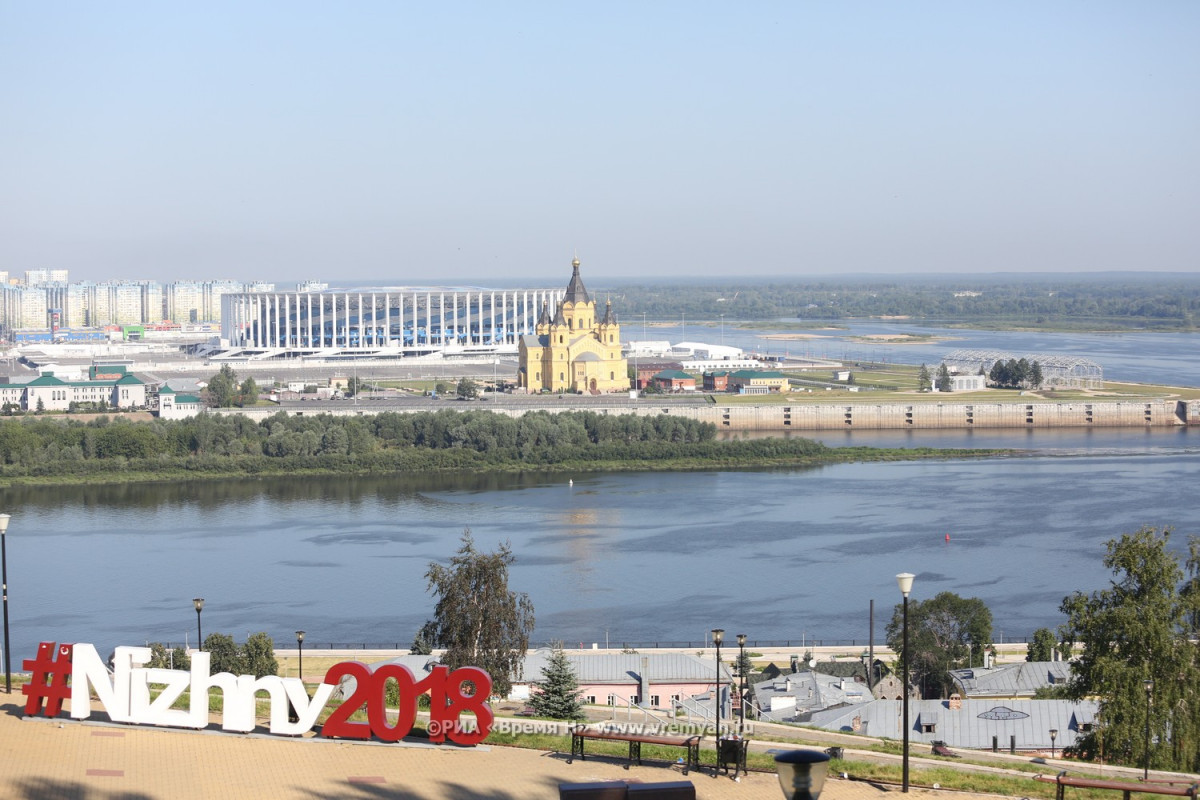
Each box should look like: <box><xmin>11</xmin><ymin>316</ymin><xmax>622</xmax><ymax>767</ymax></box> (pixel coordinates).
<box><xmin>3</xmin><ymin>2</ymin><xmax>1198</xmax><ymax>284</ymax></box>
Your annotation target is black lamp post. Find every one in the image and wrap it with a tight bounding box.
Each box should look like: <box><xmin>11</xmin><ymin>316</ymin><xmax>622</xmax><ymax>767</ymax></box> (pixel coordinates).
<box><xmin>296</xmin><ymin>630</ymin><xmax>305</xmax><ymax>686</ymax></box>
<box><xmin>1143</xmin><ymin>678</ymin><xmax>1154</xmax><ymax>780</ymax></box>
<box><xmin>193</xmin><ymin>598</ymin><xmax>204</xmax><ymax>650</ymax></box>
<box><xmin>737</xmin><ymin>633</ymin><xmax>747</xmax><ymax>734</ymax></box>
<box><xmin>1049</xmin><ymin>728</ymin><xmax>1057</xmax><ymax>759</ymax></box>
<box><xmin>1</xmin><ymin>513</ymin><xmax>12</xmax><ymax>694</ymax></box>
<box><xmin>896</xmin><ymin>572</ymin><xmax>915</xmax><ymax>794</ymax></box>
<box><xmin>712</xmin><ymin>628</ymin><xmax>724</xmax><ymax>753</ymax></box>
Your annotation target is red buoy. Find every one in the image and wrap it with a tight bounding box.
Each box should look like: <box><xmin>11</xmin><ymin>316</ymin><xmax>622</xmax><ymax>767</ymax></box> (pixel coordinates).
<box><xmin>945</xmin><ymin>532</ymin><xmax>951</xmax><ymax>542</ymax></box>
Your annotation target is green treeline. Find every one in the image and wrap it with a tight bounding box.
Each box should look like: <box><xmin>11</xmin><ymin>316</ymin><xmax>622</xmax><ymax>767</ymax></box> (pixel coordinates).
<box><xmin>0</xmin><ymin>410</ymin><xmax>852</xmax><ymax>483</ymax></box>
<box><xmin>607</xmin><ymin>275</ymin><xmax>1200</xmax><ymax>329</ymax></box>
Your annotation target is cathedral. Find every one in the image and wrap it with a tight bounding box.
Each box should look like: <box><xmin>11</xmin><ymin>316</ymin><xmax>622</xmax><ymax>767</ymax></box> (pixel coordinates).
<box><xmin>517</xmin><ymin>258</ymin><xmax>629</xmax><ymax>394</ymax></box>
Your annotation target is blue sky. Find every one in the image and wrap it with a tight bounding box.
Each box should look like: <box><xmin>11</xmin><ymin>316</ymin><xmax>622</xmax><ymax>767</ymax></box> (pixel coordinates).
<box><xmin>1</xmin><ymin>2</ymin><xmax>1197</xmax><ymax>284</ymax></box>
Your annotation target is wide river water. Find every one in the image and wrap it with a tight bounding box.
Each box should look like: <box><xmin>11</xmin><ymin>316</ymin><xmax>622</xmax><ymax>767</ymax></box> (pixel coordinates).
<box><xmin>3</xmin><ymin>323</ymin><xmax>1199</xmax><ymax>661</ymax></box>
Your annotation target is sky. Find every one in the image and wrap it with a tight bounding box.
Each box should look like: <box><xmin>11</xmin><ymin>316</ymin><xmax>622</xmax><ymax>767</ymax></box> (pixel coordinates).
<box><xmin>1</xmin><ymin>2</ymin><xmax>1198</xmax><ymax>285</ymax></box>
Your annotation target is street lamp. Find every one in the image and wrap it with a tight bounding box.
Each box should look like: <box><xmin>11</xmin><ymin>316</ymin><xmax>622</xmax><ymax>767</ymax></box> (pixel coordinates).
<box><xmin>1049</xmin><ymin>728</ymin><xmax>1057</xmax><ymax>759</ymax></box>
<box><xmin>1144</xmin><ymin>678</ymin><xmax>1154</xmax><ymax>780</ymax></box>
<box><xmin>192</xmin><ymin>598</ymin><xmax>204</xmax><ymax>650</ymax></box>
<box><xmin>296</xmin><ymin>630</ymin><xmax>306</xmax><ymax>686</ymax></box>
<box><xmin>712</xmin><ymin>628</ymin><xmax>724</xmax><ymax>752</ymax></box>
<box><xmin>896</xmin><ymin>572</ymin><xmax>915</xmax><ymax>793</ymax></box>
<box><xmin>0</xmin><ymin>513</ymin><xmax>12</xmax><ymax>694</ymax></box>
<box><xmin>737</xmin><ymin>633</ymin><xmax>747</xmax><ymax>734</ymax></box>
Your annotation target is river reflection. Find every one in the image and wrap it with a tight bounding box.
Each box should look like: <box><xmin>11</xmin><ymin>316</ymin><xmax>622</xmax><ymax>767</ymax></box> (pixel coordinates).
<box><xmin>4</xmin><ymin>427</ymin><xmax>1197</xmax><ymax>660</ymax></box>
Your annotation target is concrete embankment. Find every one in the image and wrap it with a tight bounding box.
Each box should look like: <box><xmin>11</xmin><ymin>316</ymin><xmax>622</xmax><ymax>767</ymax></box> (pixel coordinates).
<box><xmin>223</xmin><ymin>396</ymin><xmax>1200</xmax><ymax>430</ymax></box>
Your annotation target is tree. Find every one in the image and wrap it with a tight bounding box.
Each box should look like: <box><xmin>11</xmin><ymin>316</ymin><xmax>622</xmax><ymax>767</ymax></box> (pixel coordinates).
<box><xmin>239</xmin><ymin>376</ymin><xmax>259</xmax><ymax>407</ymax></box>
<box><xmin>916</xmin><ymin>364</ymin><xmax>932</xmax><ymax>392</ymax></box>
<box><xmin>410</xmin><ymin>620</ymin><xmax>436</xmax><ymax>655</ymax></box>
<box><xmin>886</xmin><ymin>591</ymin><xmax>992</xmax><ymax>698</ymax></box>
<box><xmin>456</xmin><ymin>377</ymin><xmax>479</xmax><ymax>400</ymax></box>
<box><xmin>1030</xmin><ymin>361</ymin><xmax>1044</xmax><ymax>390</ymax></box>
<box><xmin>1058</xmin><ymin>527</ymin><xmax>1200</xmax><ymax>771</ymax></box>
<box><xmin>146</xmin><ymin>642</ymin><xmax>189</xmax><ymax>671</ymax></box>
<box><xmin>528</xmin><ymin>642</ymin><xmax>585</xmax><ymax>720</ymax></box>
<box><xmin>936</xmin><ymin>363</ymin><xmax>952</xmax><ymax>392</ymax></box>
<box><xmin>423</xmin><ymin>530</ymin><xmax>535</xmax><ymax>697</ymax></box>
<box><xmin>1027</xmin><ymin>627</ymin><xmax>1057</xmax><ymax>661</ymax></box>
<box><xmin>207</xmin><ymin>364</ymin><xmax>239</xmax><ymax>408</ymax></box>
<box><xmin>202</xmin><ymin>633</ymin><xmax>242</xmax><ymax>674</ymax></box>
<box><xmin>242</xmin><ymin>632</ymin><xmax>279</xmax><ymax>678</ymax></box>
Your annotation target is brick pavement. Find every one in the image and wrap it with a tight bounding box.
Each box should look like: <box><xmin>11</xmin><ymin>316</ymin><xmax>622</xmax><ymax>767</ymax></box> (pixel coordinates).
<box><xmin>0</xmin><ymin>696</ymin><xmax>1014</xmax><ymax>800</ymax></box>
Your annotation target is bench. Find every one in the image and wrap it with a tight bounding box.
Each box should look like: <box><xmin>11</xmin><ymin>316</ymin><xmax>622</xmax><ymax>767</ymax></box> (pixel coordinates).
<box><xmin>559</xmin><ymin>780</ymin><xmax>695</xmax><ymax>800</ymax></box>
<box><xmin>1035</xmin><ymin>772</ymin><xmax>1199</xmax><ymax>800</ymax></box>
<box><xmin>567</xmin><ymin>727</ymin><xmax>702</xmax><ymax>775</ymax></box>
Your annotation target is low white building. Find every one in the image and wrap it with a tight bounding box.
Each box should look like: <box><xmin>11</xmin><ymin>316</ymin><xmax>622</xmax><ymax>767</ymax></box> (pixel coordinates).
<box><xmin>0</xmin><ymin>367</ymin><xmax>147</xmax><ymax>411</ymax></box>
<box><xmin>949</xmin><ymin>374</ymin><xmax>986</xmax><ymax>392</ymax></box>
<box><xmin>157</xmin><ymin>386</ymin><xmax>205</xmax><ymax>419</ymax></box>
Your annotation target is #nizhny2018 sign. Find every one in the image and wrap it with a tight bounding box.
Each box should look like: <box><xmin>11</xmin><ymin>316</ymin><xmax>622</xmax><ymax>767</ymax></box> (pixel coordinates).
<box><xmin>22</xmin><ymin>641</ymin><xmax>493</xmax><ymax>745</ymax></box>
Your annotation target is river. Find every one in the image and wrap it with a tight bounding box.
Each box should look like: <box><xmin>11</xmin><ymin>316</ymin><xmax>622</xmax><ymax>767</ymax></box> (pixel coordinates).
<box><xmin>3</xmin><ymin>426</ymin><xmax>1196</xmax><ymax>661</ymax></box>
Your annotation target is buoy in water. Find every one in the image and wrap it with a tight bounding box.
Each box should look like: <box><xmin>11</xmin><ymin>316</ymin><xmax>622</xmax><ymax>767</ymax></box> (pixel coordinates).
<box><xmin>569</xmin><ymin>479</ymin><xmax>573</xmax><ymax>486</ymax></box>
<box><xmin>945</xmin><ymin>532</ymin><xmax>951</xmax><ymax>542</ymax></box>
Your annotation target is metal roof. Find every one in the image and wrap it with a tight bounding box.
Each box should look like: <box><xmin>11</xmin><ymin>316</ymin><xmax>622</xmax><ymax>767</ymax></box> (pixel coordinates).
<box><xmin>806</xmin><ymin>698</ymin><xmax>1098</xmax><ymax>750</ymax></box>
<box><xmin>949</xmin><ymin>660</ymin><xmax>1072</xmax><ymax>698</ymax></box>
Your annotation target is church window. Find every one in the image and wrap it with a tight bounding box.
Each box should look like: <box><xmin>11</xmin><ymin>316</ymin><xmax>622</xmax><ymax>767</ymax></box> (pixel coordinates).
<box><xmin>559</xmin><ymin>372</ymin><xmax>564</xmax><ymax>381</ymax></box>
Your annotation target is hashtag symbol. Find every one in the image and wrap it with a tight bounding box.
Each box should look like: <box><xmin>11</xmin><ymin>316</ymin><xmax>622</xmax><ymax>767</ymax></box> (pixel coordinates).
<box><xmin>22</xmin><ymin>642</ymin><xmax>73</xmax><ymax>717</ymax></box>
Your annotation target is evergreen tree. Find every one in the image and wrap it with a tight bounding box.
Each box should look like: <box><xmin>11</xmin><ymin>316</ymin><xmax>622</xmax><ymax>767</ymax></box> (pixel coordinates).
<box><xmin>936</xmin><ymin>363</ymin><xmax>952</xmax><ymax>392</ymax></box>
<box><xmin>1030</xmin><ymin>361</ymin><xmax>1044</xmax><ymax>389</ymax></box>
<box><xmin>528</xmin><ymin>643</ymin><xmax>585</xmax><ymax>720</ymax></box>
<box><xmin>917</xmin><ymin>364</ymin><xmax>932</xmax><ymax>392</ymax></box>
<box><xmin>424</xmin><ymin>530</ymin><xmax>535</xmax><ymax>697</ymax></box>
<box><xmin>410</xmin><ymin>620</ymin><xmax>436</xmax><ymax>655</ymax></box>
<box><xmin>1059</xmin><ymin>527</ymin><xmax>1200</xmax><ymax>771</ymax></box>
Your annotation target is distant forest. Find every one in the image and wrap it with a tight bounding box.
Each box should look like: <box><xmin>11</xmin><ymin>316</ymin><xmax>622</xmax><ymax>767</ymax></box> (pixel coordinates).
<box><xmin>601</xmin><ymin>274</ymin><xmax>1200</xmax><ymax>329</ymax></box>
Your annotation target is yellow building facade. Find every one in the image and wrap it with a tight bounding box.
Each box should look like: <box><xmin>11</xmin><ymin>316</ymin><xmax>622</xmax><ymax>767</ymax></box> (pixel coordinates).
<box><xmin>518</xmin><ymin>258</ymin><xmax>629</xmax><ymax>394</ymax></box>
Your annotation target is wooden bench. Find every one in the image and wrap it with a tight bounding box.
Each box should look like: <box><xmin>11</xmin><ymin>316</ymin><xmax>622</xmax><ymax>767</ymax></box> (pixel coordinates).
<box><xmin>1035</xmin><ymin>772</ymin><xmax>1199</xmax><ymax>800</ymax></box>
<box><xmin>567</xmin><ymin>728</ymin><xmax>702</xmax><ymax>775</ymax></box>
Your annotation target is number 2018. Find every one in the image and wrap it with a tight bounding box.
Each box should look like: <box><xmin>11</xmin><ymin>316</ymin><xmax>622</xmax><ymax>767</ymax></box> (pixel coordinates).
<box><xmin>322</xmin><ymin>662</ymin><xmax>493</xmax><ymax>746</ymax></box>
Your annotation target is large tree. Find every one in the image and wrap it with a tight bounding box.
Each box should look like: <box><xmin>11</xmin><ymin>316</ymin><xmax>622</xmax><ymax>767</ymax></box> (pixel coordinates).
<box><xmin>1026</xmin><ymin>627</ymin><xmax>1057</xmax><ymax>662</ymax></box>
<box><xmin>528</xmin><ymin>643</ymin><xmax>585</xmax><ymax>720</ymax></box>
<box><xmin>207</xmin><ymin>364</ymin><xmax>239</xmax><ymax>408</ymax></box>
<box><xmin>1058</xmin><ymin>527</ymin><xmax>1200</xmax><ymax>771</ymax></box>
<box><xmin>424</xmin><ymin>530</ymin><xmax>535</xmax><ymax>697</ymax></box>
<box><xmin>886</xmin><ymin>591</ymin><xmax>992</xmax><ymax>698</ymax></box>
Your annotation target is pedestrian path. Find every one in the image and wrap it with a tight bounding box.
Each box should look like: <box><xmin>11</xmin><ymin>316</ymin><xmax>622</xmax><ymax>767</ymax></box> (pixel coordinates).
<box><xmin>0</xmin><ymin>696</ymin><xmax>1017</xmax><ymax>800</ymax></box>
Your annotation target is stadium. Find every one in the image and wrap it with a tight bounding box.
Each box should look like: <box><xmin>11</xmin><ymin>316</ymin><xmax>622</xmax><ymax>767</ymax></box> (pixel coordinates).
<box><xmin>217</xmin><ymin>286</ymin><xmax>564</xmax><ymax>361</ymax></box>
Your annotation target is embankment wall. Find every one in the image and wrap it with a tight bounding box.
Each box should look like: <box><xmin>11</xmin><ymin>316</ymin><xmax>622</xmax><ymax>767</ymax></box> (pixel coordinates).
<box><xmin>224</xmin><ymin>398</ymin><xmax>1198</xmax><ymax>430</ymax></box>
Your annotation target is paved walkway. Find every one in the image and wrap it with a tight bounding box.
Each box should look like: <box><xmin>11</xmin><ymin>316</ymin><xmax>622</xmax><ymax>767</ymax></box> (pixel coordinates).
<box><xmin>0</xmin><ymin>696</ymin><xmax>1014</xmax><ymax>800</ymax></box>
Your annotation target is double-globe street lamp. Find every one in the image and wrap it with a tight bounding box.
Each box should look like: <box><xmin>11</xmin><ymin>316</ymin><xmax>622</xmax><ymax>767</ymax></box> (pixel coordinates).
<box><xmin>737</xmin><ymin>633</ymin><xmax>747</xmax><ymax>734</ymax></box>
<box><xmin>711</xmin><ymin>628</ymin><xmax>724</xmax><ymax>738</ymax></box>
<box><xmin>896</xmin><ymin>572</ymin><xmax>916</xmax><ymax>794</ymax></box>
<box><xmin>193</xmin><ymin>598</ymin><xmax>205</xmax><ymax>650</ymax></box>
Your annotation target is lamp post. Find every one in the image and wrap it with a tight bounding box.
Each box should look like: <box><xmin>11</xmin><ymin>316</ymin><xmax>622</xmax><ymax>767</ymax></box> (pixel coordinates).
<box><xmin>1144</xmin><ymin>678</ymin><xmax>1154</xmax><ymax>780</ymax></box>
<box><xmin>896</xmin><ymin>572</ymin><xmax>915</xmax><ymax>793</ymax></box>
<box><xmin>1049</xmin><ymin>728</ymin><xmax>1057</xmax><ymax>759</ymax></box>
<box><xmin>1</xmin><ymin>513</ymin><xmax>12</xmax><ymax>694</ymax></box>
<box><xmin>192</xmin><ymin>598</ymin><xmax>204</xmax><ymax>650</ymax></box>
<box><xmin>712</xmin><ymin>628</ymin><xmax>724</xmax><ymax>747</ymax></box>
<box><xmin>296</xmin><ymin>630</ymin><xmax>305</xmax><ymax>686</ymax></box>
<box><xmin>737</xmin><ymin>633</ymin><xmax>747</xmax><ymax>734</ymax></box>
